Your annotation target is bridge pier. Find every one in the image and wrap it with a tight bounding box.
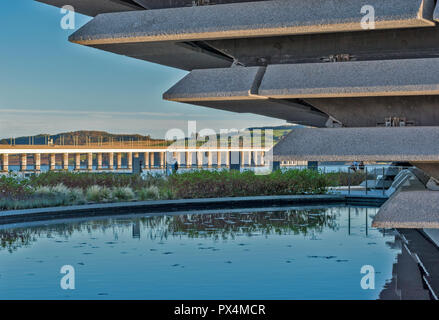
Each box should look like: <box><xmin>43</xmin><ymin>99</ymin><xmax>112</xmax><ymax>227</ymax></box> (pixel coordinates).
<box><xmin>35</xmin><ymin>153</ymin><xmax>41</xmax><ymax>172</ymax></box>
<box><xmin>150</xmin><ymin>152</ymin><xmax>155</xmax><ymax>168</ymax></box>
<box><xmin>75</xmin><ymin>153</ymin><xmax>81</xmax><ymax>171</ymax></box>
<box><xmin>143</xmin><ymin>152</ymin><xmax>149</xmax><ymax>169</ymax></box>
<box><xmin>63</xmin><ymin>153</ymin><xmax>69</xmax><ymax>170</ymax></box>
<box><xmin>87</xmin><ymin>153</ymin><xmax>93</xmax><ymax>171</ymax></box>
<box><xmin>186</xmin><ymin>151</ymin><xmax>191</xmax><ymax>168</ymax></box>
<box><xmin>20</xmin><ymin>154</ymin><xmax>27</xmax><ymax>172</ymax></box>
<box><xmin>2</xmin><ymin>154</ymin><xmax>8</xmax><ymax>172</ymax></box>
<box><xmin>97</xmin><ymin>153</ymin><xmax>103</xmax><ymax>170</ymax></box>
<box><xmin>207</xmin><ymin>152</ymin><xmax>213</xmax><ymax>167</ymax></box>
<box><xmin>160</xmin><ymin>152</ymin><xmax>165</xmax><ymax>169</ymax></box>
<box><xmin>127</xmin><ymin>152</ymin><xmax>133</xmax><ymax>170</ymax></box>
<box><xmin>108</xmin><ymin>152</ymin><xmax>114</xmax><ymax>170</ymax></box>
<box><xmin>50</xmin><ymin>154</ymin><xmax>56</xmax><ymax>171</ymax></box>
<box><xmin>197</xmin><ymin>151</ymin><xmax>203</xmax><ymax>168</ymax></box>
<box><xmin>217</xmin><ymin>151</ymin><xmax>221</xmax><ymax>168</ymax></box>
<box><xmin>117</xmin><ymin>153</ymin><xmax>122</xmax><ymax>170</ymax></box>
<box><xmin>225</xmin><ymin>151</ymin><xmax>230</xmax><ymax>167</ymax></box>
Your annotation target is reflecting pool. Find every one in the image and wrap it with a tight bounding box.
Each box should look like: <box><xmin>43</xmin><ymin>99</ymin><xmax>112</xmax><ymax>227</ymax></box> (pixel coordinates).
<box><xmin>0</xmin><ymin>206</ymin><xmax>401</xmax><ymax>299</ymax></box>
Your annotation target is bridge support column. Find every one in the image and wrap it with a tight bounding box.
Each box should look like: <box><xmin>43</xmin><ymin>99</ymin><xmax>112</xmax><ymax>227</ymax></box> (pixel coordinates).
<box><xmin>248</xmin><ymin>151</ymin><xmax>252</xmax><ymax>166</ymax></box>
<box><xmin>176</xmin><ymin>152</ymin><xmax>181</xmax><ymax>165</ymax></box>
<box><xmin>185</xmin><ymin>151</ymin><xmax>191</xmax><ymax>168</ymax></box>
<box><xmin>217</xmin><ymin>152</ymin><xmax>221</xmax><ymax>168</ymax></box>
<box><xmin>63</xmin><ymin>153</ymin><xmax>69</xmax><ymax>170</ymax></box>
<box><xmin>207</xmin><ymin>152</ymin><xmax>213</xmax><ymax>167</ymax></box>
<box><xmin>108</xmin><ymin>152</ymin><xmax>114</xmax><ymax>170</ymax></box>
<box><xmin>20</xmin><ymin>154</ymin><xmax>27</xmax><ymax>172</ymax></box>
<box><xmin>97</xmin><ymin>153</ymin><xmax>103</xmax><ymax>170</ymax></box>
<box><xmin>150</xmin><ymin>153</ymin><xmax>155</xmax><ymax>168</ymax></box>
<box><xmin>160</xmin><ymin>152</ymin><xmax>165</xmax><ymax>169</ymax></box>
<box><xmin>75</xmin><ymin>153</ymin><xmax>81</xmax><ymax>171</ymax></box>
<box><xmin>127</xmin><ymin>152</ymin><xmax>133</xmax><ymax>170</ymax></box>
<box><xmin>225</xmin><ymin>151</ymin><xmax>230</xmax><ymax>167</ymax></box>
<box><xmin>87</xmin><ymin>153</ymin><xmax>93</xmax><ymax>171</ymax></box>
<box><xmin>261</xmin><ymin>152</ymin><xmax>265</xmax><ymax>165</ymax></box>
<box><xmin>35</xmin><ymin>153</ymin><xmax>41</xmax><ymax>172</ymax></box>
<box><xmin>144</xmin><ymin>152</ymin><xmax>149</xmax><ymax>169</ymax></box>
<box><xmin>117</xmin><ymin>153</ymin><xmax>122</xmax><ymax>170</ymax></box>
<box><xmin>50</xmin><ymin>154</ymin><xmax>56</xmax><ymax>171</ymax></box>
<box><xmin>197</xmin><ymin>151</ymin><xmax>203</xmax><ymax>168</ymax></box>
<box><xmin>2</xmin><ymin>154</ymin><xmax>8</xmax><ymax>172</ymax></box>
<box><xmin>240</xmin><ymin>151</ymin><xmax>245</xmax><ymax>167</ymax></box>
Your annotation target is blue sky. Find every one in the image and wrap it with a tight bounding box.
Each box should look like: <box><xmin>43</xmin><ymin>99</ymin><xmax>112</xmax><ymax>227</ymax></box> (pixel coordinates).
<box><xmin>0</xmin><ymin>1</ymin><xmax>284</xmax><ymax>139</ymax></box>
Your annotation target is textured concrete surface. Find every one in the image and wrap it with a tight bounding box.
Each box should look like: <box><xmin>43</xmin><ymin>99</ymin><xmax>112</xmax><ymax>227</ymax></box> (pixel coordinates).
<box><xmin>272</xmin><ymin>127</ymin><xmax>439</xmax><ymax>162</ymax></box>
<box><xmin>69</xmin><ymin>0</ymin><xmax>436</xmax><ymax>45</ymax></box>
<box><xmin>164</xmin><ymin>67</ymin><xmax>329</xmax><ymax>126</ymax></box>
<box><xmin>164</xmin><ymin>67</ymin><xmax>265</xmax><ymax>100</ymax></box>
<box><xmin>91</xmin><ymin>42</ymin><xmax>232</xmax><ymax>70</ymax></box>
<box><xmin>372</xmin><ymin>190</ymin><xmax>439</xmax><ymax>228</ymax></box>
<box><xmin>305</xmin><ymin>96</ymin><xmax>439</xmax><ymax>127</ymax></box>
<box><xmin>259</xmin><ymin>58</ymin><xmax>439</xmax><ymax>99</ymax></box>
<box><xmin>36</xmin><ymin>0</ymin><xmax>142</xmax><ymax>17</ymax></box>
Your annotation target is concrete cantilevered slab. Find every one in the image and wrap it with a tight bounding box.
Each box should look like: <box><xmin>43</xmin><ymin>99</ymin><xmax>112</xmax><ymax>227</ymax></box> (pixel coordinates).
<box><xmin>372</xmin><ymin>190</ymin><xmax>439</xmax><ymax>228</ymax></box>
<box><xmin>164</xmin><ymin>67</ymin><xmax>329</xmax><ymax>127</ymax></box>
<box><xmin>36</xmin><ymin>0</ymin><xmax>143</xmax><ymax>17</ymax></box>
<box><xmin>69</xmin><ymin>0</ymin><xmax>436</xmax><ymax>45</ymax></box>
<box><xmin>259</xmin><ymin>58</ymin><xmax>439</xmax><ymax>99</ymax></box>
<box><xmin>272</xmin><ymin>126</ymin><xmax>439</xmax><ymax>162</ymax></box>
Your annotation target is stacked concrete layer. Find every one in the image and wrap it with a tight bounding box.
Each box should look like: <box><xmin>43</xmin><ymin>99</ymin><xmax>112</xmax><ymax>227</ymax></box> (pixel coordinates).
<box><xmin>69</xmin><ymin>0</ymin><xmax>436</xmax><ymax>45</ymax></box>
<box><xmin>272</xmin><ymin>127</ymin><xmax>439</xmax><ymax>162</ymax></box>
<box><xmin>164</xmin><ymin>67</ymin><xmax>329</xmax><ymax>127</ymax></box>
<box><xmin>91</xmin><ymin>42</ymin><xmax>232</xmax><ymax>70</ymax></box>
<box><xmin>259</xmin><ymin>58</ymin><xmax>439</xmax><ymax>99</ymax></box>
<box><xmin>133</xmin><ymin>0</ymin><xmax>268</xmax><ymax>10</ymax></box>
<box><xmin>36</xmin><ymin>0</ymin><xmax>142</xmax><ymax>16</ymax></box>
<box><xmin>372</xmin><ymin>190</ymin><xmax>439</xmax><ymax>228</ymax></box>
<box><xmin>164</xmin><ymin>67</ymin><xmax>265</xmax><ymax>101</ymax></box>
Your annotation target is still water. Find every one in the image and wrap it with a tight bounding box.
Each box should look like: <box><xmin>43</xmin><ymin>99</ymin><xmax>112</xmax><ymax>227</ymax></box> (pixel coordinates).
<box><xmin>0</xmin><ymin>207</ymin><xmax>400</xmax><ymax>299</ymax></box>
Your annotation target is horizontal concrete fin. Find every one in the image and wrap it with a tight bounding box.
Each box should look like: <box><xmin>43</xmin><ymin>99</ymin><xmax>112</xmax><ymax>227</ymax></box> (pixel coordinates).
<box><xmin>164</xmin><ymin>67</ymin><xmax>265</xmax><ymax>101</ymax></box>
<box><xmin>163</xmin><ymin>67</ymin><xmax>329</xmax><ymax>127</ymax></box>
<box><xmin>36</xmin><ymin>0</ymin><xmax>142</xmax><ymax>17</ymax></box>
<box><xmin>260</xmin><ymin>58</ymin><xmax>439</xmax><ymax>98</ymax></box>
<box><xmin>69</xmin><ymin>0</ymin><xmax>436</xmax><ymax>45</ymax></box>
<box><xmin>372</xmin><ymin>190</ymin><xmax>439</xmax><ymax>228</ymax></box>
<box><xmin>90</xmin><ymin>42</ymin><xmax>232</xmax><ymax>70</ymax></box>
<box><xmin>272</xmin><ymin>127</ymin><xmax>439</xmax><ymax>162</ymax></box>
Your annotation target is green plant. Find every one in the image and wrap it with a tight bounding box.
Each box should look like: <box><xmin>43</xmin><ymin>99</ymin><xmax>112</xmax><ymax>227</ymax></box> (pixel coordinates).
<box><xmin>137</xmin><ymin>186</ymin><xmax>160</xmax><ymax>200</ymax></box>
<box><xmin>111</xmin><ymin>186</ymin><xmax>135</xmax><ymax>201</ymax></box>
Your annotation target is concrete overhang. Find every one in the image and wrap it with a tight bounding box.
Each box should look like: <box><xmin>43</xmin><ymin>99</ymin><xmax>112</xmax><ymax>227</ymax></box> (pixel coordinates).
<box><xmin>372</xmin><ymin>190</ymin><xmax>439</xmax><ymax>228</ymax></box>
<box><xmin>69</xmin><ymin>0</ymin><xmax>436</xmax><ymax>45</ymax></box>
<box><xmin>164</xmin><ymin>67</ymin><xmax>330</xmax><ymax>127</ymax></box>
<box><xmin>272</xmin><ymin>126</ymin><xmax>439</xmax><ymax>162</ymax></box>
<box><xmin>36</xmin><ymin>0</ymin><xmax>143</xmax><ymax>17</ymax></box>
<box><xmin>259</xmin><ymin>58</ymin><xmax>439</xmax><ymax>99</ymax></box>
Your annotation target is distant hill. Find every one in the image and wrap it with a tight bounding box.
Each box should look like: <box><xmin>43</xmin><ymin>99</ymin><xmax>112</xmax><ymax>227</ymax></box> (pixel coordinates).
<box><xmin>0</xmin><ymin>125</ymin><xmax>297</xmax><ymax>145</ymax></box>
<box><xmin>0</xmin><ymin>130</ymin><xmax>159</xmax><ymax>145</ymax></box>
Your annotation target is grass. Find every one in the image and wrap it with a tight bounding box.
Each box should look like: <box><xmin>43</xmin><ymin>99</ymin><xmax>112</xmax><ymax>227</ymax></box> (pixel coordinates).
<box><xmin>0</xmin><ymin>169</ymin><xmax>358</xmax><ymax>211</ymax></box>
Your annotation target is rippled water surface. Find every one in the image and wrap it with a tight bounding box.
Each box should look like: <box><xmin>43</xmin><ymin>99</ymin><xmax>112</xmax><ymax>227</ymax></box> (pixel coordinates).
<box><xmin>0</xmin><ymin>206</ymin><xmax>400</xmax><ymax>299</ymax></box>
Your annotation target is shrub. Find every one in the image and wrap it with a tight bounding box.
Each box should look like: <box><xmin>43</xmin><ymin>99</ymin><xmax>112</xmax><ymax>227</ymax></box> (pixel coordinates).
<box><xmin>137</xmin><ymin>186</ymin><xmax>160</xmax><ymax>201</ymax></box>
<box><xmin>86</xmin><ymin>185</ymin><xmax>110</xmax><ymax>202</ymax></box>
<box><xmin>111</xmin><ymin>187</ymin><xmax>135</xmax><ymax>201</ymax></box>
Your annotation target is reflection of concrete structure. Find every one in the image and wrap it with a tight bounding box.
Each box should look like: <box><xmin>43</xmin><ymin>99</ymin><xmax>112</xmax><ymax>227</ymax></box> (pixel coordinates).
<box><xmin>36</xmin><ymin>0</ymin><xmax>439</xmax><ymax>224</ymax></box>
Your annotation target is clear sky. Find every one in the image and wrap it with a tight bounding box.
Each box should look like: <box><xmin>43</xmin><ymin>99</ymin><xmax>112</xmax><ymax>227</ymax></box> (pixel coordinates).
<box><xmin>0</xmin><ymin>1</ymin><xmax>285</xmax><ymax>139</ymax></box>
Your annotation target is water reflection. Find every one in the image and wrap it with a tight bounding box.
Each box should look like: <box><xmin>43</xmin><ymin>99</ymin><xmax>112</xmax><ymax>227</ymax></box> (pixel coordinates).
<box><xmin>0</xmin><ymin>207</ymin><xmax>356</xmax><ymax>252</ymax></box>
<box><xmin>0</xmin><ymin>206</ymin><xmax>404</xmax><ymax>300</ymax></box>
